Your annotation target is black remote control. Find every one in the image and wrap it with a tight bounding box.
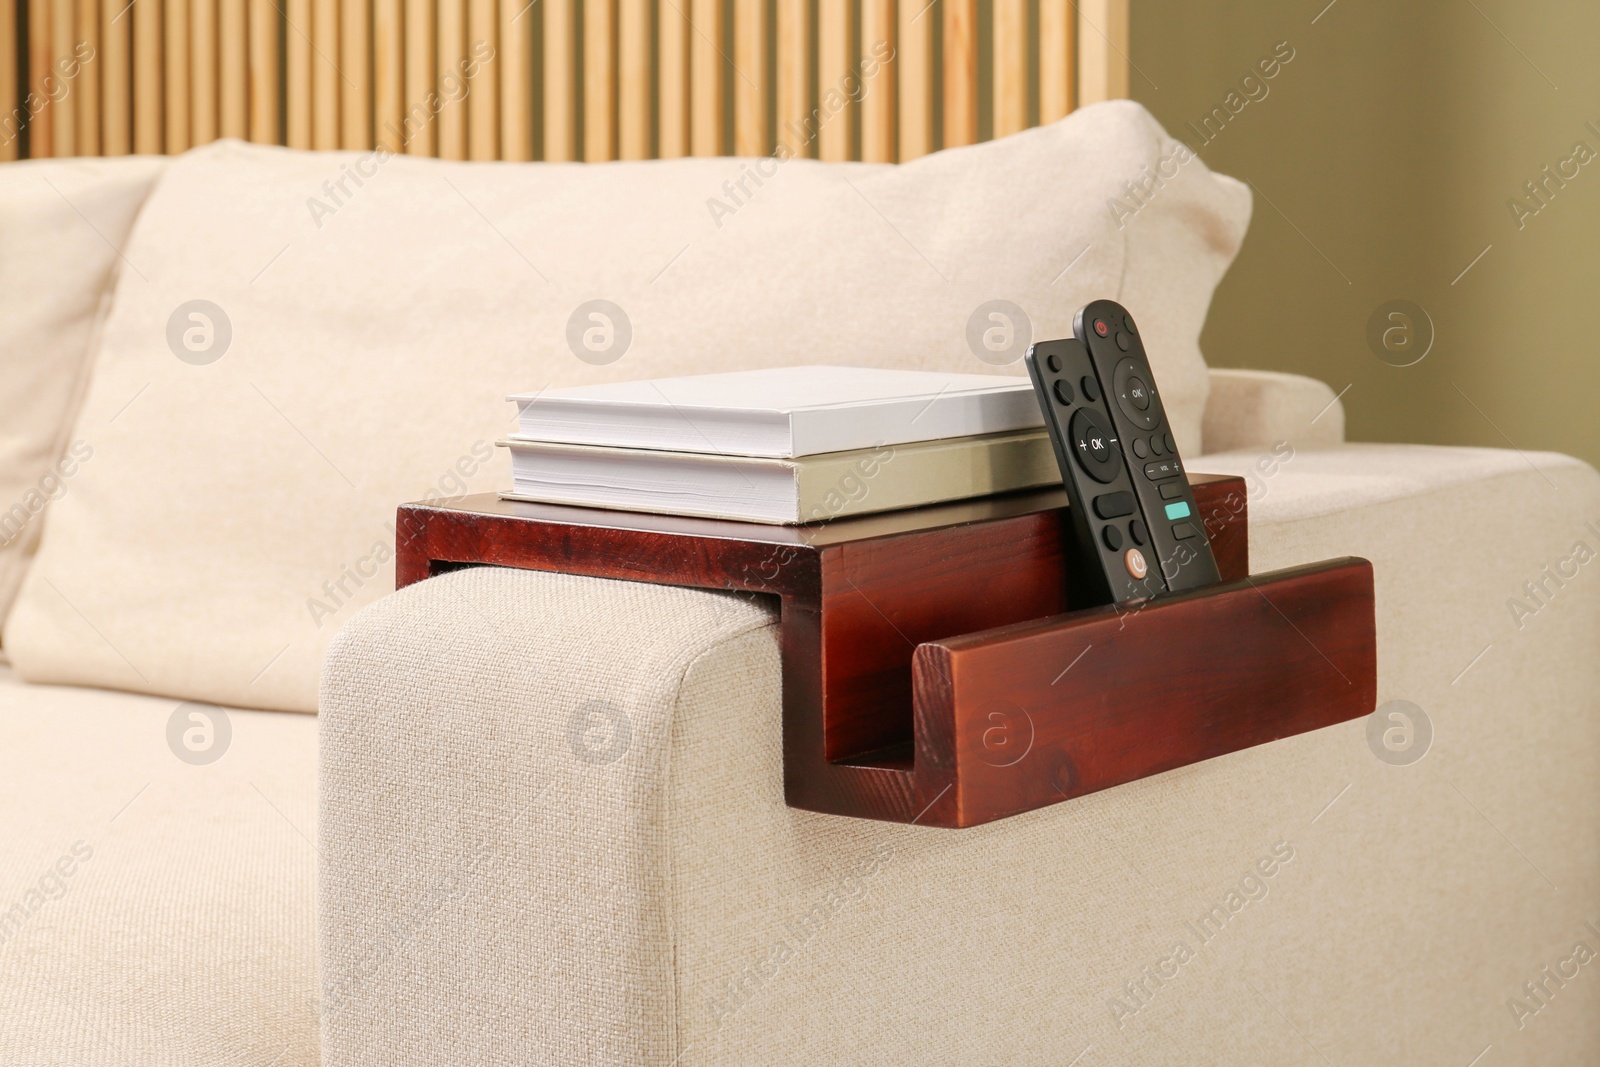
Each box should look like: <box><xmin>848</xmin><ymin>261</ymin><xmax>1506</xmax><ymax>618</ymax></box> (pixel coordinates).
<box><xmin>1072</xmin><ymin>299</ymin><xmax>1221</xmax><ymax>595</ymax></box>
<box><xmin>1024</xmin><ymin>335</ymin><xmax>1166</xmax><ymax>606</ymax></box>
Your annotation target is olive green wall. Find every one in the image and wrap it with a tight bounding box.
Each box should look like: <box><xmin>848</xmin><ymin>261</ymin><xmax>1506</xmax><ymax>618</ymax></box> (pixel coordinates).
<box><xmin>1132</xmin><ymin>0</ymin><xmax>1600</xmax><ymax>468</ymax></box>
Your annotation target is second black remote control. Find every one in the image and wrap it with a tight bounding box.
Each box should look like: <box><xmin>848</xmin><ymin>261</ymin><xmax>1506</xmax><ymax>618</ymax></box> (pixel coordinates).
<box><xmin>1024</xmin><ymin>336</ymin><xmax>1166</xmax><ymax>606</ymax></box>
<box><xmin>1073</xmin><ymin>299</ymin><xmax>1221</xmax><ymax>595</ymax></box>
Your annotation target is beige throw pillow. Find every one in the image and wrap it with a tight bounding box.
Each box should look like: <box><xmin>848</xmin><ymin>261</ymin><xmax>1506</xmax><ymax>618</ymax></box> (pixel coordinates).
<box><xmin>5</xmin><ymin>101</ymin><xmax>1250</xmax><ymax>711</ymax></box>
<box><xmin>0</xmin><ymin>156</ymin><xmax>166</xmax><ymax>641</ymax></box>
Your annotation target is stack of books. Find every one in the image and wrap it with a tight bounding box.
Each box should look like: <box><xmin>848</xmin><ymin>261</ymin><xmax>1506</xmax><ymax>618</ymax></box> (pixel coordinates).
<box><xmin>502</xmin><ymin>366</ymin><xmax>1059</xmax><ymax>524</ymax></box>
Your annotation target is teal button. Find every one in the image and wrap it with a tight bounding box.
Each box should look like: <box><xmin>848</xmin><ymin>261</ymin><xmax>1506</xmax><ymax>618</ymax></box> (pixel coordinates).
<box><xmin>1164</xmin><ymin>500</ymin><xmax>1191</xmax><ymax>520</ymax></box>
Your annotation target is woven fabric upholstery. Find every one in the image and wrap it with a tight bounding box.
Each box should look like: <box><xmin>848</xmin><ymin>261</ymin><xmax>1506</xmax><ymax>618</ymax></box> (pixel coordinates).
<box><xmin>319</xmin><ymin>444</ymin><xmax>1600</xmax><ymax>1066</ymax></box>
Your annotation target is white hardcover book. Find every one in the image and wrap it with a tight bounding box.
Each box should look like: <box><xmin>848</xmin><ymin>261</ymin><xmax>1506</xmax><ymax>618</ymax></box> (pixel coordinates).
<box><xmin>499</xmin><ymin>429</ymin><xmax>1059</xmax><ymax>524</ymax></box>
<box><xmin>507</xmin><ymin>366</ymin><xmax>1043</xmax><ymax>458</ymax></box>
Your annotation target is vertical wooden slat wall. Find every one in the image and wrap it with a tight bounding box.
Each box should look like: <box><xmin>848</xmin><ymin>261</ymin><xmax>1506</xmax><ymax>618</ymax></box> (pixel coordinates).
<box><xmin>9</xmin><ymin>0</ymin><xmax>1126</xmax><ymax>161</ymax></box>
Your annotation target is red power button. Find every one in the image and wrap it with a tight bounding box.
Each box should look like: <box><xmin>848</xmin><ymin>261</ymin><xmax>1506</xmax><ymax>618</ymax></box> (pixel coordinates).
<box><xmin>1093</xmin><ymin>319</ymin><xmax>1109</xmax><ymax>337</ymax></box>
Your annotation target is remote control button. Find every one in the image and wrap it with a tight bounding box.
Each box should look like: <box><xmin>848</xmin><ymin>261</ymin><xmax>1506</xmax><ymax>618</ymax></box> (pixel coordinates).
<box><xmin>1115</xmin><ymin>331</ymin><xmax>1131</xmax><ymax>352</ymax></box>
<box><xmin>1158</xmin><ymin>481</ymin><xmax>1183</xmax><ymax>499</ymax></box>
<box><xmin>1149</xmin><ymin>434</ymin><xmax>1164</xmax><ymax>456</ymax></box>
<box><xmin>1102</xmin><ymin>525</ymin><xmax>1123</xmax><ymax>551</ymax></box>
<box><xmin>1143</xmin><ymin>459</ymin><xmax>1180</xmax><ymax>481</ymax></box>
<box><xmin>1127</xmin><ymin>376</ymin><xmax>1151</xmax><ymax>409</ymax></box>
<box><xmin>1080</xmin><ymin>375</ymin><xmax>1100</xmax><ymax>401</ymax></box>
<box><xmin>1131</xmin><ymin>438</ymin><xmax>1148</xmax><ymax>459</ymax></box>
<box><xmin>1164</xmin><ymin>500</ymin><xmax>1192</xmax><ymax>520</ymax></box>
<box><xmin>1113</xmin><ymin>358</ymin><xmax>1161</xmax><ymax>430</ymax></box>
<box><xmin>1046</xmin><ymin>352</ymin><xmax>1062</xmax><ymax>373</ymax></box>
<box><xmin>1124</xmin><ymin>548</ymin><xmax>1148</xmax><ymax>579</ymax></box>
<box><xmin>1069</xmin><ymin>409</ymin><xmax>1121</xmax><ymax>484</ymax></box>
<box><xmin>1164</xmin><ymin>432</ymin><xmax>1175</xmax><ymax>452</ymax></box>
<box><xmin>1094</xmin><ymin>319</ymin><xmax>1109</xmax><ymax>337</ymax></box>
<box><xmin>1093</xmin><ymin>491</ymin><xmax>1135</xmax><ymax>519</ymax></box>
<box><xmin>1129</xmin><ymin>519</ymin><xmax>1148</xmax><ymax>545</ymax></box>
<box><xmin>1124</xmin><ymin>314</ymin><xmax>1137</xmax><ymax>335</ymax></box>
<box><xmin>1053</xmin><ymin>379</ymin><xmax>1074</xmax><ymax>405</ymax></box>
<box><xmin>1172</xmin><ymin>522</ymin><xmax>1198</xmax><ymax>540</ymax></box>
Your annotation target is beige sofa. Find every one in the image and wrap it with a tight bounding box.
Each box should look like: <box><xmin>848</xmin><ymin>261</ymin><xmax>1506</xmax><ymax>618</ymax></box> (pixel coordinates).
<box><xmin>3</xmin><ymin>102</ymin><xmax>1597</xmax><ymax>1065</ymax></box>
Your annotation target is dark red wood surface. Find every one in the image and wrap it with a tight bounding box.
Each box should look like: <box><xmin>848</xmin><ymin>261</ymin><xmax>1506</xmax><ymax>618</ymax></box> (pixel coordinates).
<box><xmin>393</xmin><ymin>475</ymin><xmax>1373</xmax><ymax>827</ymax></box>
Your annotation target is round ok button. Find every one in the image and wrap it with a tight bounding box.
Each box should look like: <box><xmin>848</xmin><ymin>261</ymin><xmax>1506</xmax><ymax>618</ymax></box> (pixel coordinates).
<box><xmin>1127</xmin><ymin>376</ymin><xmax>1151</xmax><ymax>410</ymax></box>
<box><xmin>1069</xmin><ymin>409</ymin><xmax>1120</xmax><ymax>484</ymax></box>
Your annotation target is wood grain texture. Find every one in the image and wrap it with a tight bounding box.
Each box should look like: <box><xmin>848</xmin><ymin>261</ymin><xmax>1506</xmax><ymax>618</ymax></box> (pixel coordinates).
<box><xmin>616</xmin><ymin>0</ymin><xmax>648</xmax><ymax>158</ymax></box>
<box><xmin>285</xmin><ymin>0</ymin><xmax>312</xmax><ymax>146</ymax></box>
<box><xmin>814</xmin><ymin>0</ymin><xmax>848</xmax><ymax>161</ymax></box>
<box><xmin>687</xmin><ymin>0</ymin><xmax>719</xmax><ymax>155</ymax></box>
<box><xmin>774</xmin><ymin>0</ymin><xmax>808</xmax><ymax>157</ymax></box>
<box><xmin>0</xmin><ymin>0</ymin><xmax>14</xmax><ymax>160</ymax></box>
<box><xmin>940</xmin><ymin>0</ymin><xmax>974</xmax><ymax>147</ymax></box>
<box><xmin>466</xmin><ymin>0</ymin><xmax>496</xmax><ymax>157</ymax></box>
<box><xmin>858</xmin><ymin>0</ymin><xmax>890</xmax><ymax>161</ymax></box>
<box><xmin>992</xmin><ymin>0</ymin><xmax>1025</xmax><ymax>138</ymax></box>
<box><xmin>894</xmin><ymin>0</ymin><xmax>929</xmax><ymax>161</ymax></box>
<box><xmin>26</xmin><ymin>0</ymin><xmax>52</xmax><ymax>155</ymax></box>
<box><xmin>655</xmin><ymin>0</ymin><xmax>686</xmax><ymax>158</ymax></box>
<box><xmin>912</xmin><ymin>559</ymin><xmax>1377</xmax><ymax>827</ymax></box>
<box><xmin>582</xmin><ymin>0</ymin><xmax>613</xmax><ymax>159</ymax></box>
<box><xmin>220</xmin><ymin>0</ymin><xmax>247</xmax><ymax>139</ymax></box>
<box><xmin>49</xmin><ymin>0</ymin><xmax>75</xmax><ymax>155</ymax></box>
<box><xmin>383</xmin><ymin>471</ymin><xmax>1360</xmax><ymax>832</ymax></box>
<box><xmin>1077</xmin><ymin>0</ymin><xmax>1128</xmax><ymax>106</ymax></box>
<box><xmin>400</xmin><ymin>0</ymin><xmax>431</xmax><ymax>153</ymax></box>
<box><xmin>341</xmin><ymin>0</ymin><xmax>372</xmax><ymax>146</ymax></box>
<box><xmin>310</xmin><ymin>0</ymin><xmax>337</xmax><ymax>147</ymax></box>
<box><xmin>164</xmin><ymin>0</ymin><xmax>191</xmax><ymax>149</ymax></box>
<box><xmin>542</xmin><ymin>0</ymin><xmax>574</xmax><ymax>160</ymax></box>
<box><xmin>435</xmin><ymin>0</ymin><xmax>465</xmax><ymax>156</ymax></box>
<box><xmin>75</xmin><ymin>0</ymin><xmax>100</xmax><ymax>153</ymax></box>
<box><xmin>1039</xmin><ymin>0</ymin><xmax>1073</xmax><ymax>123</ymax></box>
<box><xmin>190</xmin><ymin>0</ymin><xmax>217</xmax><ymax>144</ymax></box>
<box><xmin>731</xmin><ymin>0</ymin><xmax>765</xmax><ymax>157</ymax></box>
<box><xmin>101</xmin><ymin>0</ymin><xmax>131</xmax><ymax>155</ymax></box>
<box><xmin>498</xmin><ymin>0</ymin><xmax>533</xmax><ymax>159</ymax></box>
<box><xmin>247</xmin><ymin>0</ymin><xmax>277</xmax><ymax>141</ymax></box>
<box><xmin>132</xmin><ymin>0</ymin><xmax>160</xmax><ymax>151</ymax></box>
<box><xmin>372</xmin><ymin>0</ymin><xmax>401</xmax><ymax>149</ymax></box>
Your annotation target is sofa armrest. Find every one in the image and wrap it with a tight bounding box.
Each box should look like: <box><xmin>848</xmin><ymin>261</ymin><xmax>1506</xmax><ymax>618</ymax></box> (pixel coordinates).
<box><xmin>319</xmin><ymin>447</ymin><xmax>1600</xmax><ymax>1065</ymax></box>
<box><xmin>1201</xmin><ymin>367</ymin><xmax>1344</xmax><ymax>454</ymax></box>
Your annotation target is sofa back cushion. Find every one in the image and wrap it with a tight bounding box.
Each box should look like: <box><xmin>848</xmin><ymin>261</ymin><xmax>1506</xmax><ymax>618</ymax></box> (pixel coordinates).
<box><xmin>0</xmin><ymin>157</ymin><xmax>166</xmax><ymax>640</ymax></box>
<box><xmin>4</xmin><ymin>101</ymin><xmax>1250</xmax><ymax>711</ymax></box>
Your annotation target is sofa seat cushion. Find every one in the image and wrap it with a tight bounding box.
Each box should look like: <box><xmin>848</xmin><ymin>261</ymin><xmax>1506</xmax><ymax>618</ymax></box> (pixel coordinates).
<box><xmin>0</xmin><ymin>668</ymin><xmax>316</xmax><ymax>1065</ymax></box>
<box><xmin>4</xmin><ymin>100</ymin><xmax>1250</xmax><ymax>714</ymax></box>
<box><xmin>317</xmin><ymin>443</ymin><xmax>1600</xmax><ymax>1065</ymax></box>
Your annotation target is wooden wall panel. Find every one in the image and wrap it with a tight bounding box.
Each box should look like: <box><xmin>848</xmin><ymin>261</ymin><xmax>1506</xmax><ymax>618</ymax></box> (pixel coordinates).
<box><xmin>50</xmin><ymin>0</ymin><xmax>75</xmax><ymax>155</ymax></box>
<box><xmin>859</xmin><ymin>0</ymin><xmax>891</xmax><ymax>162</ymax></box>
<box><xmin>9</xmin><ymin>0</ymin><xmax>1130</xmax><ymax>161</ymax></box>
<box><xmin>466</xmin><ymin>0</ymin><xmax>496</xmax><ymax>157</ymax></box>
<box><xmin>498</xmin><ymin>0</ymin><xmax>533</xmax><ymax>159</ymax></box>
<box><xmin>940</xmin><ymin>0</ymin><xmax>974</xmax><ymax>148</ymax></box>
<box><xmin>815</xmin><ymin>0</ymin><xmax>848</xmax><ymax>161</ymax></box>
<box><xmin>75</xmin><ymin>0</ymin><xmax>100</xmax><ymax>153</ymax></box>
<box><xmin>343</xmin><ymin>0</ymin><xmax>372</xmax><ymax>147</ymax></box>
<box><xmin>0</xmin><ymin>0</ymin><xmax>14</xmax><ymax>160</ymax></box>
<box><xmin>1039</xmin><ymin>0</ymin><xmax>1074</xmax><ymax>123</ymax></box>
<box><xmin>617</xmin><ymin>0</ymin><xmax>648</xmax><ymax>159</ymax></box>
<box><xmin>732</xmin><ymin>0</ymin><xmax>765</xmax><ymax>157</ymax></box>
<box><xmin>219</xmin><ymin>0</ymin><xmax>246</xmax><ymax>138</ymax></box>
<box><xmin>542</xmin><ymin>0</ymin><xmax>575</xmax><ymax>160</ymax></box>
<box><xmin>101</xmin><ymin>0</ymin><xmax>130</xmax><ymax>154</ymax></box>
<box><xmin>775</xmin><ymin>0</ymin><xmax>808</xmax><ymax>158</ymax></box>
<box><xmin>895</xmin><ymin>0</ymin><xmax>930</xmax><ymax>161</ymax></box>
<box><xmin>687</xmin><ymin>0</ymin><xmax>719</xmax><ymax>155</ymax></box>
<box><xmin>401</xmin><ymin>0</ymin><xmax>431</xmax><ymax>153</ymax></box>
<box><xmin>191</xmin><ymin>0</ymin><xmax>217</xmax><ymax>144</ymax></box>
<box><xmin>582</xmin><ymin>0</ymin><xmax>613</xmax><ymax>160</ymax></box>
